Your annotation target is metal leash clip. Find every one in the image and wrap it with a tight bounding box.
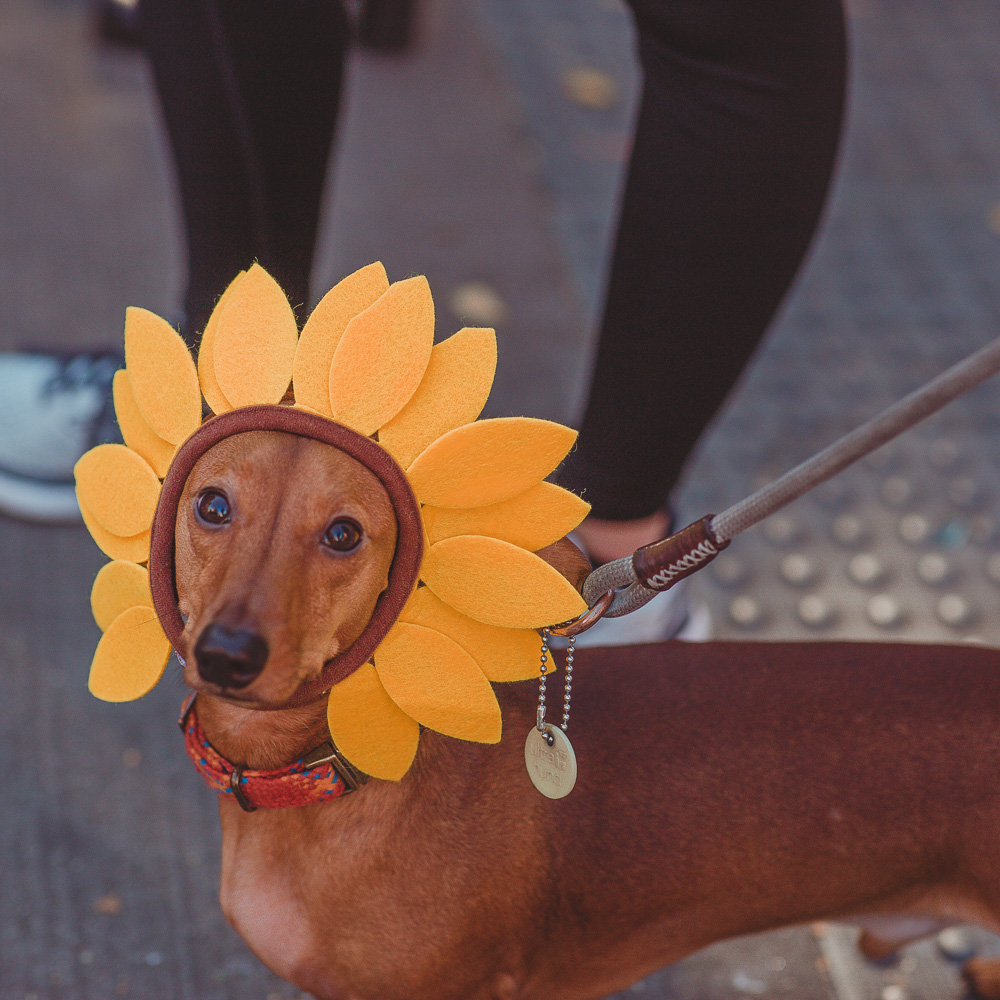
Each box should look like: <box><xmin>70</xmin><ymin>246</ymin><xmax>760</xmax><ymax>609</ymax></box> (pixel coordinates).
<box><xmin>543</xmin><ymin>587</ymin><xmax>616</xmax><ymax>638</ymax></box>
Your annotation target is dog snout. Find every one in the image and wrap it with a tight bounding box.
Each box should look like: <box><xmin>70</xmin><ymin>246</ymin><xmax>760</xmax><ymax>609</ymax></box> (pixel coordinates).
<box><xmin>194</xmin><ymin>623</ymin><xmax>270</xmax><ymax>689</ymax></box>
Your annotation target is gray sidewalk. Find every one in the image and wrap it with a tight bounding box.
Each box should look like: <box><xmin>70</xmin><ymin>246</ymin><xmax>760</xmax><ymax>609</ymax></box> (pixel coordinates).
<box><xmin>2</xmin><ymin>0</ymin><xmax>1000</xmax><ymax>997</ymax></box>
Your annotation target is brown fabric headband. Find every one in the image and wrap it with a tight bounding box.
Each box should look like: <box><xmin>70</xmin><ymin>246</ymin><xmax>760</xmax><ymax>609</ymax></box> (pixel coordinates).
<box><xmin>148</xmin><ymin>405</ymin><xmax>425</xmax><ymax>707</ymax></box>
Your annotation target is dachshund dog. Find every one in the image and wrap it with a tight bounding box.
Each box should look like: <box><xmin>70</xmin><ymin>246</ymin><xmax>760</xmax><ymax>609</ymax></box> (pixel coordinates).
<box><xmin>174</xmin><ymin>429</ymin><xmax>1000</xmax><ymax>1000</ymax></box>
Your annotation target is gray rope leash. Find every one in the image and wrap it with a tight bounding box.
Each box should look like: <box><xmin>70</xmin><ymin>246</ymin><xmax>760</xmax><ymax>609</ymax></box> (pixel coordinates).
<box><xmin>579</xmin><ymin>334</ymin><xmax>1000</xmax><ymax>621</ymax></box>
<box><xmin>580</xmin><ymin>556</ymin><xmax>649</xmax><ymax>615</ymax></box>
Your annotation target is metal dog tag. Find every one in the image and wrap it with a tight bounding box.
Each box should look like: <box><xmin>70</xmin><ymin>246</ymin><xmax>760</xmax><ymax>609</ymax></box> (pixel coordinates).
<box><xmin>524</xmin><ymin>724</ymin><xmax>577</xmax><ymax>799</ymax></box>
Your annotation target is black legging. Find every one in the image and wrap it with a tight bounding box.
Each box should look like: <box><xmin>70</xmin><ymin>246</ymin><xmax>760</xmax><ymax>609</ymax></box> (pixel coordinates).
<box><xmin>141</xmin><ymin>0</ymin><xmax>349</xmax><ymax>331</ymax></box>
<box><xmin>560</xmin><ymin>0</ymin><xmax>847</xmax><ymax>518</ymax></box>
<box><xmin>141</xmin><ymin>0</ymin><xmax>846</xmax><ymax>520</ymax></box>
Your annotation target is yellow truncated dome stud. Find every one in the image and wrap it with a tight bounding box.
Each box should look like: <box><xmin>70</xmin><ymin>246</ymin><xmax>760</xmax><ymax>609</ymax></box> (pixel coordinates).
<box><xmin>78</xmin><ymin>262</ymin><xmax>589</xmax><ymax>781</ymax></box>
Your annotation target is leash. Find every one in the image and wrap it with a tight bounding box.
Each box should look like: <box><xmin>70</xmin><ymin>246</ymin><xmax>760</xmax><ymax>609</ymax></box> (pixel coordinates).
<box><xmin>554</xmin><ymin>334</ymin><xmax>1000</xmax><ymax>635</ymax></box>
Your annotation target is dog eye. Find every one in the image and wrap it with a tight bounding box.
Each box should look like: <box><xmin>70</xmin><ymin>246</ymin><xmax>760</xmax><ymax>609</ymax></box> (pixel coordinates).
<box><xmin>196</xmin><ymin>489</ymin><xmax>231</xmax><ymax>525</ymax></box>
<box><xmin>323</xmin><ymin>519</ymin><xmax>362</xmax><ymax>552</ymax></box>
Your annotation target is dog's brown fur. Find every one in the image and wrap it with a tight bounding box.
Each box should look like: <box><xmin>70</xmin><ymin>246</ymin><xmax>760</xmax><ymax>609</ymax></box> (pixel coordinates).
<box><xmin>175</xmin><ymin>430</ymin><xmax>1000</xmax><ymax>1000</ymax></box>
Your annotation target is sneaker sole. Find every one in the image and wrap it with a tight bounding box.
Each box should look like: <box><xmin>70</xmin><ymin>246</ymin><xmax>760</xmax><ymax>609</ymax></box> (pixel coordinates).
<box><xmin>675</xmin><ymin>599</ymin><xmax>713</xmax><ymax>642</ymax></box>
<box><xmin>0</xmin><ymin>468</ymin><xmax>82</xmax><ymax>524</ymax></box>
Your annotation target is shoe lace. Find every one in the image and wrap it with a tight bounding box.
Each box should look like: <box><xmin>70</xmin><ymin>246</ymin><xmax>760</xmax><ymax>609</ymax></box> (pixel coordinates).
<box><xmin>42</xmin><ymin>352</ymin><xmax>121</xmax><ymax>397</ymax></box>
<box><xmin>41</xmin><ymin>351</ymin><xmax>123</xmax><ymax>448</ymax></box>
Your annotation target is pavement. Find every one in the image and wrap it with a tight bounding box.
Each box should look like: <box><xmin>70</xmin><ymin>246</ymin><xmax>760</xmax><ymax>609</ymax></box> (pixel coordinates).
<box><xmin>2</xmin><ymin>0</ymin><xmax>1000</xmax><ymax>997</ymax></box>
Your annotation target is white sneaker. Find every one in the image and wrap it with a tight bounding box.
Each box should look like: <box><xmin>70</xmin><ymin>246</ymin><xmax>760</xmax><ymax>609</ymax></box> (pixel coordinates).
<box><xmin>575</xmin><ymin>577</ymin><xmax>712</xmax><ymax>647</ymax></box>
<box><xmin>0</xmin><ymin>351</ymin><xmax>122</xmax><ymax>523</ymax></box>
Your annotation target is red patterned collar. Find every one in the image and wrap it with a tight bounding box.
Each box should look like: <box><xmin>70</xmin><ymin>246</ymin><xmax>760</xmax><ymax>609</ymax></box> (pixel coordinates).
<box><xmin>179</xmin><ymin>696</ymin><xmax>367</xmax><ymax>812</ymax></box>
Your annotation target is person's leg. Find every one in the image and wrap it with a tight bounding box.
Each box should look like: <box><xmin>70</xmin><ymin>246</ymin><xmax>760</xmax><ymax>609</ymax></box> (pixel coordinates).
<box><xmin>214</xmin><ymin>0</ymin><xmax>349</xmax><ymax>316</ymax></box>
<box><xmin>141</xmin><ymin>0</ymin><xmax>350</xmax><ymax>336</ymax></box>
<box><xmin>565</xmin><ymin>0</ymin><xmax>847</xmax><ymax>563</ymax></box>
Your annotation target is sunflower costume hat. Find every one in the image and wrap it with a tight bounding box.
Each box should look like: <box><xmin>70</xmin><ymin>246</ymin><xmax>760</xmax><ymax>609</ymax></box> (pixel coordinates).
<box><xmin>76</xmin><ymin>263</ymin><xmax>590</xmax><ymax>780</ymax></box>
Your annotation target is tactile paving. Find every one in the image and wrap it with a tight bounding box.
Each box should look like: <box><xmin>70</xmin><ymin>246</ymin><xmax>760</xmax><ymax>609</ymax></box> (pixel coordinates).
<box><xmin>686</xmin><ymin>428</ymin><xmax>1000</xmax><ymax>646</ymax></box>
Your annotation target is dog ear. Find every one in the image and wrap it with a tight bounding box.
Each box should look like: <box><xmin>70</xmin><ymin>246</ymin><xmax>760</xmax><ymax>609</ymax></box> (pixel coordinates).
<box><xmin>534</xmin><ymin>537</ymin><xmax>590</xmax><ymax>594</ymax></box>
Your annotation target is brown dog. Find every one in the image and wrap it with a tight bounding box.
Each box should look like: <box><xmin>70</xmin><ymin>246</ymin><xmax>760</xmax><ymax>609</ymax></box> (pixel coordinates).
<box><xmin>174</xmin><ymin>429</ymin><xmax>1000</xmax><ymax>1000</ymax></box>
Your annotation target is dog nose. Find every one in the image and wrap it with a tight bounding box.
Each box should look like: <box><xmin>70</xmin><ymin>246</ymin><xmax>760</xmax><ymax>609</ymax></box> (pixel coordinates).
<box><xmin>195</xmin><ymin>623</ymin><xmax>269</xmax><ymax>689</ymax></box>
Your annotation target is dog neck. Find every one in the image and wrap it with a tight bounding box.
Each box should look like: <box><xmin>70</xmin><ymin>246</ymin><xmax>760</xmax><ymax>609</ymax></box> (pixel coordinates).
<box><xmin>194</xmin><ymin>691</ymin><xmax>331</xmax><ymax>771</ymax></box>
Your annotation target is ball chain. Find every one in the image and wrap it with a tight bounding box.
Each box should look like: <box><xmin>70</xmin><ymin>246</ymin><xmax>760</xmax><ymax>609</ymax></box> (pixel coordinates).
<box><xmin>537</xmin><ymin>629</ymin><xmax>575</xmax><ymax>747</ymax></box>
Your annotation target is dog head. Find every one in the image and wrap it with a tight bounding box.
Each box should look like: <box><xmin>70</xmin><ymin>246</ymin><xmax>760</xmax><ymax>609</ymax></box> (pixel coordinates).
<box><xmin>174</xmin><ymin>430</ymin><xmax>398</xmax><ymax>706</ymax></box>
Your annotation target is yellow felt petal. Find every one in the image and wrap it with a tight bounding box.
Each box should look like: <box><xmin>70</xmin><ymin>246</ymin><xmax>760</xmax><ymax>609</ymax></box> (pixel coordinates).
<box><xmin>422</xmin><ymin>535</ymin><xmax>587</xmax><ymax>629</ymax></box>
<box><xmin>293</xmin><ymin>262</ymin><xmax>389</xmax><ymax>415</ymax></box>
<box><xmin>328</xmin><ymin>276</ymin><xmax>434</xmax><ymax>435</ymax></box>
<box><xmin>79</xmin><ymin>500</ymin><xmax>150</xmax><ymax>562</ymax></box>
<box><xmin>112</xmin><ymin>371</ymin><xmax>175</xmax><ymax>478</ymax></box>
<box><xmin>91</xmin><ymin>561</ymin><xmax>153</xmax><ymax>631</ymax></box>
<box><xmin>198</xmin><ymin>270</ymin><xmax>244</xmax><ymax>414</ymax></box>
<box><xmin>406</xmin><ymin>418</ymin><xmax>578</xmax><ymax>508</ymax></box>
<box><xmin>88</xmin><ymin>605</ymin><xmax>171</xmax><ymax>702</ymax></box>
<box><xmin>327</xmin><ymin>661</ymin><xmax>420</xmax><ymax>781</ymax></box>
<box><xmin>374</xmin><ymin>622</ymin><xmax>501</xmax><ymax>744</ymax></box>
<box><xmin>399</xmin><ymin>587</ymin><xmax>541</xmax><ymax>683</ymax></box>
<box><xmin>124</xmin><ymin>307</ymin><xmax>202</xmax><ymax>446</ymax></box>
<box><xmin>74</xmin><ymin>444</ymin><xmax>161</xmax><ymax>537</ymax></box>
<box><xmin>422</xmin><ymin>481</ymin><xmax>590</xmax><ymax>551</ymax></box>
<box><xmin>214</xmin><ymin>263</ymin><xmax>298</xmax><ymax>407</ymax></box>
<box><xmin>379</xmin><ymin>328</ymin><xmax>497</xmax><ymax>468</ymax></box>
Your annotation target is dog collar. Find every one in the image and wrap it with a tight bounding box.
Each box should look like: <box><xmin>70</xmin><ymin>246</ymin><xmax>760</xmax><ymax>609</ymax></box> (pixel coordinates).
<box><xmin>179</xmin><ymin>696</ymin><xmax>367</xmax><ymax>812</ymax></box>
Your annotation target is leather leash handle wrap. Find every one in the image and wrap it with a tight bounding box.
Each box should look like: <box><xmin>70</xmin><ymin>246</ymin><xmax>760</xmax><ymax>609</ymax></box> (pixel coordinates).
<box><xmin>632</xmin><ymin>515</ymin><xmax>730</xmax><ymax>592</ymax></box>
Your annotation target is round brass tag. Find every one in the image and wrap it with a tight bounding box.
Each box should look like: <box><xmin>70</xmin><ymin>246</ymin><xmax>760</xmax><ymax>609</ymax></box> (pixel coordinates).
<box><xmin>524</xmin><ymin>724</ymin><xmax>577</xmax><ymax>799</ymax></box>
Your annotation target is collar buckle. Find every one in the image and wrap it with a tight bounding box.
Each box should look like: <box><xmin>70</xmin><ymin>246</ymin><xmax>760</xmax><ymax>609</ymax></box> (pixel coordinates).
<box><xmin>230</xmin><ymin>766</ymin><xmax>257</xmax><ymax>812</ymax></box>
<box><xmin>302</xmin><ymin>741</ymin><xmax>368</xmax><ymax>794</ymax></box>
